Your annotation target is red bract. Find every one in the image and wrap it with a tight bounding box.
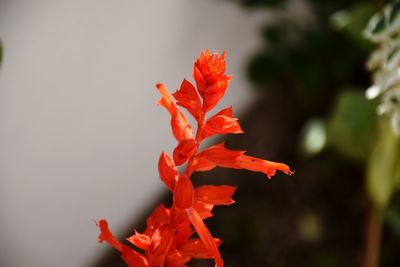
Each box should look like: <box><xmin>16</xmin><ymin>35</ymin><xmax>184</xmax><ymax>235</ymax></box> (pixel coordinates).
<box><xmin>97</xmin><ymin>50</ymin><xmax>293</xmax><ymax>267</ymax></box>
<box><xmin>193</xmin><ymin>49</ymin><xmax>232</xmax><ymax>112</ymax></box>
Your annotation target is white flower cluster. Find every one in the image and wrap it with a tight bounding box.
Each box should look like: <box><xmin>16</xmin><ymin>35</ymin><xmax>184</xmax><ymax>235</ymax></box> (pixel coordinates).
<box><xmin>365</xmin><ymin>1</ymin><xmax>400</xmax><ymax>134</ymax></box>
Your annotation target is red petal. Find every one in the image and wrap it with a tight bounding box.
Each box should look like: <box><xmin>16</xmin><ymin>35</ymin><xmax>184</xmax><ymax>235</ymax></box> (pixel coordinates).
<box><xmin>185</xmin><ymin>207</ymin><xmax>224</xmax><ymax>267</ymax></box>
<box><xmin>174</xmin><ymin>175</ymin><xmax>194</xmax><ymax>209</ymax></box>
<box><xmin>97</xmin><ymin>219</ymin><xmax>122</xmax><ymax>252</ymax></box>
<box><xmin>172</xmin><ymin>110</ymin><xmax>194</xmax><ymax>141</ymax></box>
<box><xmin>193</xmin><ymin>66</ymin><xmax>207</xmax><ymax>94</ymax></box>
<box><xmin>158</xmin><ymin>152</ymin><xmax>178</xmax><ymax>191</ymax></box>
<box><xmin>193</xmin><ymin>201</ymin><xmax>214</xmax><ymax>220</ymax></box>
<box><xmin>193</xmin><ymin>142</ymin><xmax>244</xmax><ymax>170</ymax></box>
<box><xmin>173</xmin><ymin>224</ymin><xmax>194</xmax><ymax>248</ymax></box>
<box><xmin>194</xmin><ymin>50</ymin><xmax>226</xmax><ymax>86</ymax></box>
<box><xmin>170</xmin><ymin>206</ymin><xmax>191</xmax><ymax>230</ymax></box>
<box><xmin>187</xmin><ymin>156</ymin><xmax>216</xmax><ymax>175</ymax></box>
<box><xmin>180</xmin><ymin>238</ymin><xmax>222</xmax><ymax>259</ymax></box>
<box><xmin>192</xmin><ymin>142</ymin><xmax>292</xmax><ymax>179</ymax></box>
<box><xmin>237</xmin><ymin>155</ymin><xmax>293</xmax><ymax>179</ymax></box>
<box><xmin>156</xmin><ymin>83</ymin><xmax>193</xmax><ymax>141</ymax></box>
<box><xmin>166</xmin><ymin>251</ymin><xmax>191</xmax><ymax>267</ymax></box>
<box><xmin>145</xmin><ymin>204</ymin><xmax>171</xmax><ymax>234</ymax></box>
<box><xmin>202</xmin><ymin>106</ymin><xmax>243</xmax><ymax>139</ymax></box>
<box><xmin>148</xmin><ymin>225</ymin><xmax>174</xmax><ymax>267</ymax></box>
<box><xmin>173</xmin><ymin>79</ymin><xmax>202</xmax><ymax>120</ymax></box>
<box><xmin>127</xmin><ymin>230</ymin><xmax>151</xmax><ymax>250</ymax></box>
<box><xmin>194</xmin><ymin>185</ymin><xmax>237</xmax><ymax>205</ymax></box>
<box><xmin>121</xmin><ymin>245</ymin><xmax>149</xmax><ymax>267</ymax></box>
<box><xmin>173</xmin><ymin>139</ymin><xmax>198</xmax><ymax>166</ymax></box>
<box><xmin>202</xmin><ymin>76</ymin><xmax>231</xmax><ymax>112</ymax></box>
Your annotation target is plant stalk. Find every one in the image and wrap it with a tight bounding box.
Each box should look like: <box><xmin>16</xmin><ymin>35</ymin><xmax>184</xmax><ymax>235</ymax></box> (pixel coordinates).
<box><xmin>363</xmin><ymin>204</ymin><xmax>382</xmax><ymax>267</ymax></box>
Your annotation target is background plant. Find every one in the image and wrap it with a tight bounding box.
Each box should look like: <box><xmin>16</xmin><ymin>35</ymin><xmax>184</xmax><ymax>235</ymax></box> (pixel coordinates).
<box><xmin>225</xmin><ymin>0</ymin><xmax>400</xmax><ymax>266</ymax></box>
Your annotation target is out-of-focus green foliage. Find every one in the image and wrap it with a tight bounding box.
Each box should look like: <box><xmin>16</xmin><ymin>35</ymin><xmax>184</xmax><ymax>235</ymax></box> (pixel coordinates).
<box><xmin>226</xmin><ymin>0</ymin><xmax>400</xmax><ymax>264</ymax></box>
<box><xmin>386</xmin><ymin>207</ymin><xmax>400</xmax><ymax>239</ymax></box>
<box><xmin>364</xmin><ymin>1</ymin><xmax>400</xmax><ymax>135</ymax></box>
<box><xmin>231</xmin><ymin>1</ymin><xmax>373</xmax><ymax>97</ymax></box>
<box><xmin>330</xmin><ymin>4</ymin><xmax>374</xmax><ymax>49</ymax></box>
<box><xmin>327</xmin><ymin>89</ymin><xmax>378</xmax><ymax>163</ymax></box>
<box><xmin>299</xmin><ymin>118</ymin><xmax>327</xmax><ymax>157</ymax></box>
<box><xmin>367</xmin><ymin>122</ymin><xmax>400</xmax><ymax>208</ymax></box>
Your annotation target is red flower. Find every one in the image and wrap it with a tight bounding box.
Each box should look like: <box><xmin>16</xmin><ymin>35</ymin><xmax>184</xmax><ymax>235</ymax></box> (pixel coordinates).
<box><xmin>97</xmin><ymin>220</ymin><xmax>148</xmax><ymax>267</ymax></box>
<box><xmin>189</xmin><ymin>142</ymin><xmax>293</xmax><ymax>178</ymax></box>
<box><xmin>201</xmin><ymin>106</ymin><xmax>243</xmax><ymax>140</ymax></box>
<box><xmin>193</xmin><ymin>49</ymin><xmax>232</xmax><ymax>112</ymax></box>
<box><xmin>173</xmin><ymin>79</ymin><xmax>202</xmax><ymax>121</ymax></box>
<box><xmin>173</xmin><ymin>139</ymin><xmax>198</xmax><ymax>166</ymax></box>
<box><xmin>97</xmin><ymin>50</ymin><xmax>293</xmax><ymax>267</ymax></box>
<box><xmin>158</xmin><ymin>152</ymin><xmax>178</xmax><ymax>191</ymax></box>
<box><xmin>156</xmin><ymin>83</ymin><xmax>193</xmax><ymax>141</ymax></box>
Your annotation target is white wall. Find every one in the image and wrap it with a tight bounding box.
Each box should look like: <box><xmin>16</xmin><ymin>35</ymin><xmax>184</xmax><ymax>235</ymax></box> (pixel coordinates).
<box><xmin>0</xmin><ymin>1</ymin><xmax>267</xmax><ymax>266</ymax></box>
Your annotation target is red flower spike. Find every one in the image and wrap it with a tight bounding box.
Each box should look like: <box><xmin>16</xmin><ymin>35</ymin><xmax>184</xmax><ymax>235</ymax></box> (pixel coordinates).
<box><xmin>121</xmin><ymin>245</ymin><xmax>149</xmax><ymax>267</ymax></box>
<box><xmin>156</xmin><ymin>83</ymin><xmax>193</xmax><ymax>141</ymax></box>
<box><xmin>186</xmin><ymin>207</ymin><xmax>224</xmax><ymax>267</ymax></box>
<box><xmin>173</xmin><ymin>79</ymin><xmax>202</xmax><ymax>121</ymax></box>
<box><xmin>98</xmin><ymin>50</ymin><xmax>293</xmax><ymax>267</ymax></box>
<box><xmin>158</xmin><ymin>152</ymin><xmax>178</xmax><ymax>191</ymax></box>
<box><xmin>173</xmin><ymin>139</ymin><xmax>198</xmax><ymax>166</ymax></box>
<box><xmin>174</xmin><ymin>175</ymin><xmax>194</xmax><ymax>209</ymax></box>
<box><xmin>202</xmin><ymin>106</ymin><xmax>243</xmax><ymax>139</ymax></box>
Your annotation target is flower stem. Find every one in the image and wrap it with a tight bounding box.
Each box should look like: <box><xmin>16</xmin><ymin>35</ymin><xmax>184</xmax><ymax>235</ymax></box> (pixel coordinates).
<box><xmin>363</xmin><ymin>204</ymin><xmax>382</xmax><ymax>267</ymax></box>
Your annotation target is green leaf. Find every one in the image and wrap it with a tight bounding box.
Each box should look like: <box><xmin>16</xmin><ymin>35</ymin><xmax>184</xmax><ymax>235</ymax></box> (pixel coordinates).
<box><xmin>389</xmin><ymin>1</ymin><xmax>400</xmax><ymax>24</ymax></box>
<box><xmin>367</xmin><ymin>121</ymin><xmax>400</xmax><ymax>209</ymax></box>
<box><xmin>327</xmin><ymin>89</ymin><xmax>378</xmax><ymax>162</ymax></box>
<box><xmin>330</xmin><ymin>4</ymin><xmax>374</xmax><ymax>49</ymax></box>
<box><xmin>372</xmin><ymin>15</ymin><xmax>387</xmax><ymax>35</ymax></box>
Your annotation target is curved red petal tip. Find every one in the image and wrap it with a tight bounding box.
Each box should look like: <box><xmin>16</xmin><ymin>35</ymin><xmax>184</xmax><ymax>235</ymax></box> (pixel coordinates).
<box><xmin>97</xmin><ymin>219</ymin><xmax>123</xmax><ymax>252</ymax></box>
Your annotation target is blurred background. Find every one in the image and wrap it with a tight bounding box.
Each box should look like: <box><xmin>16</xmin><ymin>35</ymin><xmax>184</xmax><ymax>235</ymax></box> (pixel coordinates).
<box><xmin>1</xmin><ymin>0</ymin><xmax>400</xmax><ymax>267</ymax></box>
